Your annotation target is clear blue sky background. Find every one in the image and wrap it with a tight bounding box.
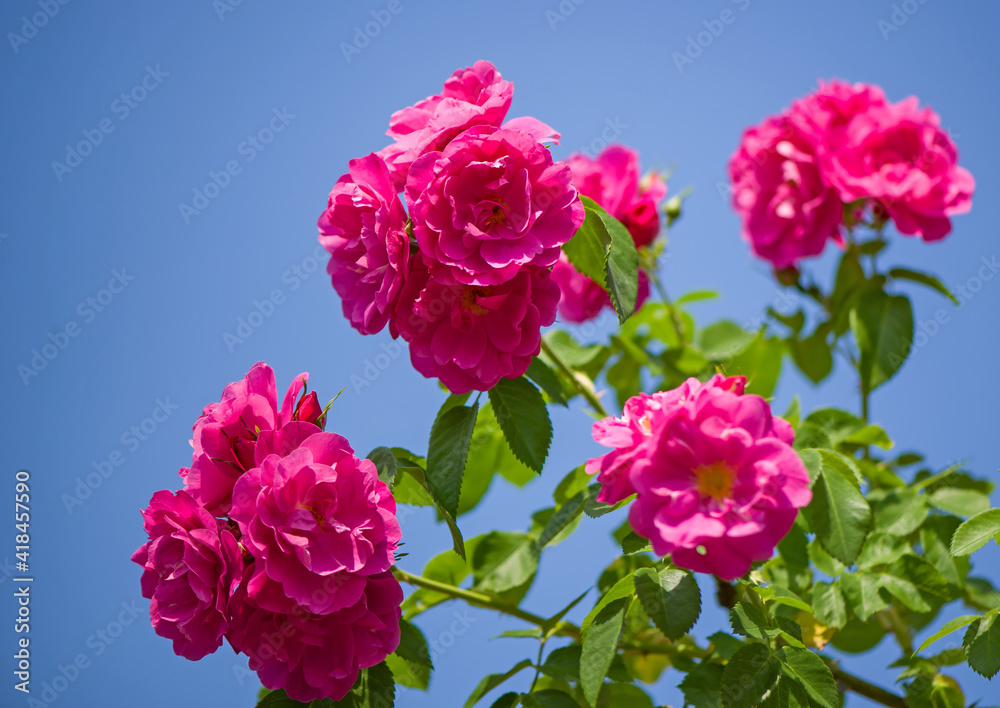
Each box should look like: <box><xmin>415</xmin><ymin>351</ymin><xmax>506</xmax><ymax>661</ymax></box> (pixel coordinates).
<box><xmin>1</xmin><ymin>1</ymin><xmax>998</xmax><ymax>707</ymax></box>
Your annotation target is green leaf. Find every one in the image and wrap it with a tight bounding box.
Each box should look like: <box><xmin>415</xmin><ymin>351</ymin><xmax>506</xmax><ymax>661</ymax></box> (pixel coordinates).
<box><xmin>964</xmin><ymin>611</ymin><xmax>1000</xmax><ymax>679</ymax></box>
<box><xmin>426</xmin><ymin>400</ymin><xmax>480</xmax><ymax>518</ymax></box>
<box><xmin>385</xmin><ymin>618</ymin><xmax>433</xmax><ymax>689</ymax></box>
<box><xmin>563</xmin><ymin>202</ymin><xmax>610</xmax><ymax>286</ymax></box>
<box><xmin>720</xmin><ymin>643</ymin><xmax>781</xmax><ymax>708</ymax></box>
<box><xmin>783</xmin><ymin>397</ymin><xmax>801</xmax><ymax>428</ymax></box>
<box><xmin>582</xmin><ymin>573</ymin><xmax>635</xmax><ymax>639</ymax></box>
<box><xmin>950</xmin><ymin>509</ymin><xmax>1000</xmax><ymax>557</ymax></box>
<box><xmin>634</xmin><ymin>567</ymin><xmax>701</xmax><ymax>640</ymax></box>
<box><xmin>850</xmin><ymin>290</ymin><xmax>914</xmax><ymax>393</ymax></box>
<box><xmin>930</xmin><ymin>488</ymin><xmax>992</xmax><ymax>518</ymax></box>
<box><xmin>921</xmin><ymin>516</ymin><xmax>970</xmax><ymax>588</ymax></box>
<box><xmin>540</xmin><ymin>645</ymin><xmax>584</xmax><ymax>682</ymax></box>
<box><xmin>843</xmin><ymin>425</ymin><xmax>893</xmax><ymax>449</ymax></box>
<box><xmin>581</xmin><ymin>597</ymin><xmax>629</xmax><ymax>706</ymax></box>
<box><xmin>254</xmin><ymin>689</ymin><xmax>300</xmax><ymax>707</ymax></box>
<box><xmin>789</xmin><ymin>330</ymin><xmax>833</xmax><ymax>384</ymax></box>
<box><xmin>777</xmin><ymin>648</ymin><xmax>840</xmax><ymax>708</ymax></box>
<box><xmin>677</xmin><ymin>290</ymin><xmax>720</xmax><ymax>305</ymax></box>
<box><xmin>489</xmin><ymin>377</ymin><xmax>552</xmax><ymax>473</ymax></box>
<box><xmin>583</xmin><ymin>484</ymin><xmax>631</xmax><ymax>519</ymax></box>
<box><xmin>888</xmin><ymin>267</ymin><xmax>960</xmax><ymax>305</ymax></box>
<box><xmin>803</xmin><ymin>408</ymin><xmax>864</xmax><ymax>447</ymax></box>
<box><xmin>839</xmin><ymin>573</ymin><xmax>889</xmax><ymax>621</ymax></box>
<box><xmin>489</xmin><ymin>694</ymin><xmax>521</xmax><ymax>708</ymax></box>
<box><xmin>465</xmin><ymin>659</ymin><xmax>534</xmax><ymax>708</ymax></box>
<box><xmin>916</xmin><ymin>614</ymin><xmax>982</xmax><ymax>654</ymax></box>
<box><xmin>680</xmin><ymin>662</ymin><xmax>725</xmax><ymax>708</ymax></box>
<box><xmin>525</xmin><ymin>358</ymin><xmax>569</xmax><ymax>407</ymax></box>
<box><xmin>620</xmin><ymin>531</ymin><xmax>652</xmax><ymax>555</ymax></box>
<box><xmin>699</xmin><ymin>320</ymin><xmax>754</xmax><ymax>361</ymax></box>
<box><xmin>870</xmin><ymin>489</ymin><xmax>928</xmax><ymax>536</ymax></box>
<box><xmin>856</xmin><ymin>532</ymin><xmax>910</xmax><ymax>570</ymax></box>
<box><xmin>811</xmin><ymin>582</ymin><xmax>848</xmax><ymax>630</ymax></box>
<box><xmin>536</xmin><ymin>491</ymin><xmax>587</xmax><ymax>550</ymax></box>
<box><xmin>522</xmin><ymin>689</ymin><xmax>580</xmax><ymax>708</ymax></box>
<box><xmin>596</xmin><ymin>683</ymin><xmax>654</xmax><ymax>708</ymax></box>
<box><xmin>567</xmin><ymin>197</ymin><xmax>639</xmax><ymax>323</ymax></box>
<box><xmin>471</xmin><ymin>531</ymin><xmax>540</xmax><ymax>594</ymax></box>
<box><xmin>797</xmin><ymin>449</ymin><xmax>822</xmax><ymax>485</ymax></box>
<box><xmin>732</xmin><ymin>334</ymin><xmax>785</xmax><ymax>398</ymax></box>
<box><xmin>730</xmin><ymin>601</ymin><xmax>774</xmax><ymax>640</ymax></box>
<box><xmin>367</xmin><ymin>446</ymin><xmax>398</xmax><ymax>485</ymax></box>
<box><xmin>804</xmin><ymin>462</ymin><xmax>872</xmax><ymax>565</ymax></box>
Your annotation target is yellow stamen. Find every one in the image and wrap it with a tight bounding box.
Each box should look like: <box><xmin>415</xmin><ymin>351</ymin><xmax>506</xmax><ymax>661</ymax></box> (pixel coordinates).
<box><xmin>694</xmin><ymin>462</ymin><xmax>734</xmax><ymax>501</ymax></box>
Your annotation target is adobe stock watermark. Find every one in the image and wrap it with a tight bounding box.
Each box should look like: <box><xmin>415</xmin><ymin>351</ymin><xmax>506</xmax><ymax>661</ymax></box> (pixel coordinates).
<box><xmin>177</xmin><ymin>107</ymin><xmax>295</xmax><ymax>224</ymax></box>
<box><xmin>672</xmin><ymin>0</ymin><xmax>752</xmax><ymax>73</ymax></box>
<box><xmin>213</xmin><ymin>0</ymin><xmax>247</xmax><ymax>21</ymax></box>
<box><xmin>22</xmin><ymin>599</ymin><xmax>143</xmax><ymax>707</ymax></box>
<box><xmin>7</xmin><ymin>0</ymin><xmax>71</xmax><ymax>54</ymax></box>
<box><xmin>61</xmin><ymin>397</ymin><xmax>179</xmax><ymax>514</ymax></box>
<box><xmin>886</xmin><ymin>254</ymin><xmax>999</xmax><ymax>369</ymax></box>
<box><xmin>877</xmin><ymin>0</ymin><xmax>930</xmax><ymax>40</ymax></box>
<box><xmin>340</xmin><ymin>0</ymin><xmax>408</xmax><ymax>63</ymax></box>
<box><xmin>51</xmin><ymin>65</ymin><xmax>168</xmax><ymax>182</ymax></box>
<box><xmin>16</xmin><ymin>268</ymin><xmax>136</xmax><ymax>386</ymax></box>
<box><xmin>545</xmin><ymin>0</ymin><xmax>587</xmax><ymax>31</ymax></box>
<box><xmin>222</xmin><ymin>244</ymin><xmax>327</xmax><ymax>353</ymax></box>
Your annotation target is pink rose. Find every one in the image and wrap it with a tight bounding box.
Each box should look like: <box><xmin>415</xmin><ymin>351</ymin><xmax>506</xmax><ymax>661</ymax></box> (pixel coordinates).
<box><xmin>590</xmin><ymin>375</ymin><xmax>810</xmax><ymax>580</ymax></box>
<box><xmin>789</xmin><ymin>79</ymin><xmax>888</xmax><ymax>138</ymax></box>
<box><xmin>228</xmin><ymin>569</ymin><xmax>402</xmax><ymax>703</ymax></box>
<box><xmin>183</xmin><ymin>363</ymin><xmax>325</xmax><ymax>516</ymax></box>
<box><xmin>230</xmin><ymin>431</ymin><xmax>401</xmax><ymax>615</ymax></box>
<box><xmin>394</xmin><ymin>260</ymin><xmax>560</xmax><ymax>393</ymax></box>
<box><xmin>551</xmin><ymin>252</ymin><xmax>651</xmax><ymax>324</ymax></box>
<box><xmin>729</xmin><ymin>115</ymin><xmax>843</xmax><ymax>268</ymax></box>
<box><xmin>378</xmin><ymin>60</ymin><xmax>513</xmax><ymax>189</ymax></box>
<box><xmin>821</xmin><ymin>97</ymin><xmax>974</xmax><ymax>241</ymax></box>
<box><xmin>131</xmin><ymin>490</ymin><xmax>241</xmax><ymax>660</ymax></box>
<box><xmin>318</xmin><ymin>153</ymin><xmax>410</xmax><ymax>336</ymax></box>
<box><xmin>406</xmin><ymin>125</ymin><xmax>584</xmax><ymax>287</ymax></box>
<box><xmin>567</xmin><ymin>145</ymin><xmax>667</xmax><ymax>248</ymax></box>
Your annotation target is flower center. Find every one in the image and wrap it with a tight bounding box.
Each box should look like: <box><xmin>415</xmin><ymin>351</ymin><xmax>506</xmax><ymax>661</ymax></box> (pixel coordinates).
<box><xmin>694</xmin><ymin>462</ymin><xmax>734</xmax><ymax>501</ymax></box>
<box><xmin>482</xmin><ymin>202</ymin><xmax>507</xmax><ymax>228</ymax></box>
<box><xmin>461</xmin><ymin>287</ymin><xmax>489</xmax><ymax>315</ymax></box>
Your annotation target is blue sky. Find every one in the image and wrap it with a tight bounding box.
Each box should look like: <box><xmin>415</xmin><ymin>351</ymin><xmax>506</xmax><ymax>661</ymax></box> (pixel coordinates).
<box><xmin>1</xmin><ymin>1</ymin><xmax>998</xmax><ymax>706</ymax></box>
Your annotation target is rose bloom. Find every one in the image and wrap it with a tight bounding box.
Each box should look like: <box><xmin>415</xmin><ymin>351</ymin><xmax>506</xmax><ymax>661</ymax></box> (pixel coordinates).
<box><xmin>183</xmin><ymin>363</ymin><xmax>325</xmax><ymax>516</ymax></box>
<box><xmin>567</xmin><ymin>145</ymin><xmax>667</xmax><ymax>248</ymax></box>
<box><xmin>789</xmin><ymin>79</ymin><xmax>888</xmax><ymax>138</ymax></box>
<box><xmin>551</xmin><ymin>253</ymin><xmax>651</xmax><ymax>324</ymax></box>
<box><xmin>589</xmin><ymin>375</ymin><xmax>812</xmax><ymax>580</ymax></box>
<box><xmin>228</xmin><ymin>569</ymin><xmax>402</xmax><ymax>703</ymax></box>
<box><xmin>318</xmin><ymin>153</ymin><xmax>410</xmax><ymax>336</ymax></box>
<box><xmin>230</xmin><ymin>430</ymin><xmax>401</xmax><ymax>616</ymax></box>
<box><xmin>406</xmin><ymin>125</ymin><xmax>584</xmax><ymax>287</ymax></box>
<box><xmin>820</xmin><ymin>96</ymin><xmax>974</xmax><ymax>241</ymax></box>
<box><xmin>378</xmin><ymin>60</ymin><xmax>512</xmax><ymax>189</ymax></box>
<box><xmin>729</xmin><ymin>115</ymin><xmax>843</xmax><ymax>268</ymax></box>
<box><xmin>393</xmin><ymin>259</ymin><xmax>560</xmax><ymax>393</ymax></box>
<box><xmin>131</xmin><ymin>490</ymin><xmax>242</xmax><ymax>660</ymax></box>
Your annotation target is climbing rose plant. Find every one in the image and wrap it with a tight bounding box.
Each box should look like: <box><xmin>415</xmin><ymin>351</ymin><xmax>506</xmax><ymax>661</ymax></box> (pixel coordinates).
<box><xmin>133</xmin><ymin>63</ymin><xmax>1000</xmax><ymax>708</ymax></box>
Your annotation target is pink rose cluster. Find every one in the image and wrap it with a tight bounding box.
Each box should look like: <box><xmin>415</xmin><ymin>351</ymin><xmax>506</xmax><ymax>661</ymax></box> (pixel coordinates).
<box><xmin>132</xmin><ymin>363</ymin><xmax>402</xmax><ymax>703</ymax></box>
<box><xmin>587</xmin><ymin>375</ymin><xmax>812</xmax><ymax>580</ymax></box>
<box><xmin>551</xmin><ymin>145</ymin><xmax>666</xmax><ymax>323</ymax></box>
<box><xmin>729</xmin><ymin>79</ymin><xmax>975</xmax><ymax>268</ymax></box>
<box><xmin>318</xmin><ymin>60</ymin><xmax>585</xmax><ymax>394</ymax></box>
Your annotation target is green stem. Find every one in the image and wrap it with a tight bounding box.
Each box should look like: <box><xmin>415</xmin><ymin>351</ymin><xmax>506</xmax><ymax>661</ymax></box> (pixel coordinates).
<box><xmin>823</xmin><ymin>657</ymin><xmax>908</xmax><ymax>708</ymax></box>
<box><xmin>539</xmin><ymin>338</ymin><xmax>610</xmax><ymax>418</ymax></box>
<box><xmin>393</xmin><ymin>568</ymin><xmax>581</xmax><ymax>640</ymax></box>
<box><xmin>650</xmin><ymin>272</ymin><xmax>687</xmax><ymax>346</ymax></box>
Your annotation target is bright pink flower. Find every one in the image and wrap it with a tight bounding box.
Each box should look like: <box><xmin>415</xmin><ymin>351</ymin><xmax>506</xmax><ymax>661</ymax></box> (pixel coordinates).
<box><xmin>393</xmin><ymin>261</ymin><xmax>560</xmax><ymax>393</ymax></box>
<box><xmin>551</xmin><ymin>253</ymin><xmax>650</xmax><ymax>324</ymax></box>
<box><xmin>589</xmin><ymin>375</ymin><xmax>809</xmax><ymax>580</ymax></box>
<box><xmin>131</xmin><ymin>490</ymin><xmax>242</xmax><ymax>660</ymax></box>
<box><xmin>183</xmin><ymin>363</ymin><xmax>325</xmax><ymax>516</ymax></box>
<box><xmin>378</xmin><ymin>60</ymin><xmax>513</xmax><ymax>189</ymax></box>
<box><xmin>789</xmin><ymin>79</ymin><xmax>888</xmax><ymax>138</ymax></box>
<box><xmin>406</xmin><ymin>125</ymin><xmax>584</xmax><ymax>287</ymax></box>
<box><xmin>228</xmin><ymin>569</ymin><xmax>402</xmax><ymax>703</ymax></box>
<box><xmin>567</xmin><ymin>145</ymin><xmax>667</xmax><ymax>248</ymax></box>
<box><xmin>729</xmin><ymin>115</ymin><xmax>843</xmax><ymax>268</ymax></box>
<box><xmin>318</xmin><ymin>154</ymin><xmax>410</xmax><ymax>336</ymax></box>
<box><xmin>230</xmin><ymin>431</ymin><xmax>401</xmax><ymax>616</ymax></box>
<box><xmin>821</xmin><ymin>97</ymin><xmax>974</xmax><ymax>241</ymax></box>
